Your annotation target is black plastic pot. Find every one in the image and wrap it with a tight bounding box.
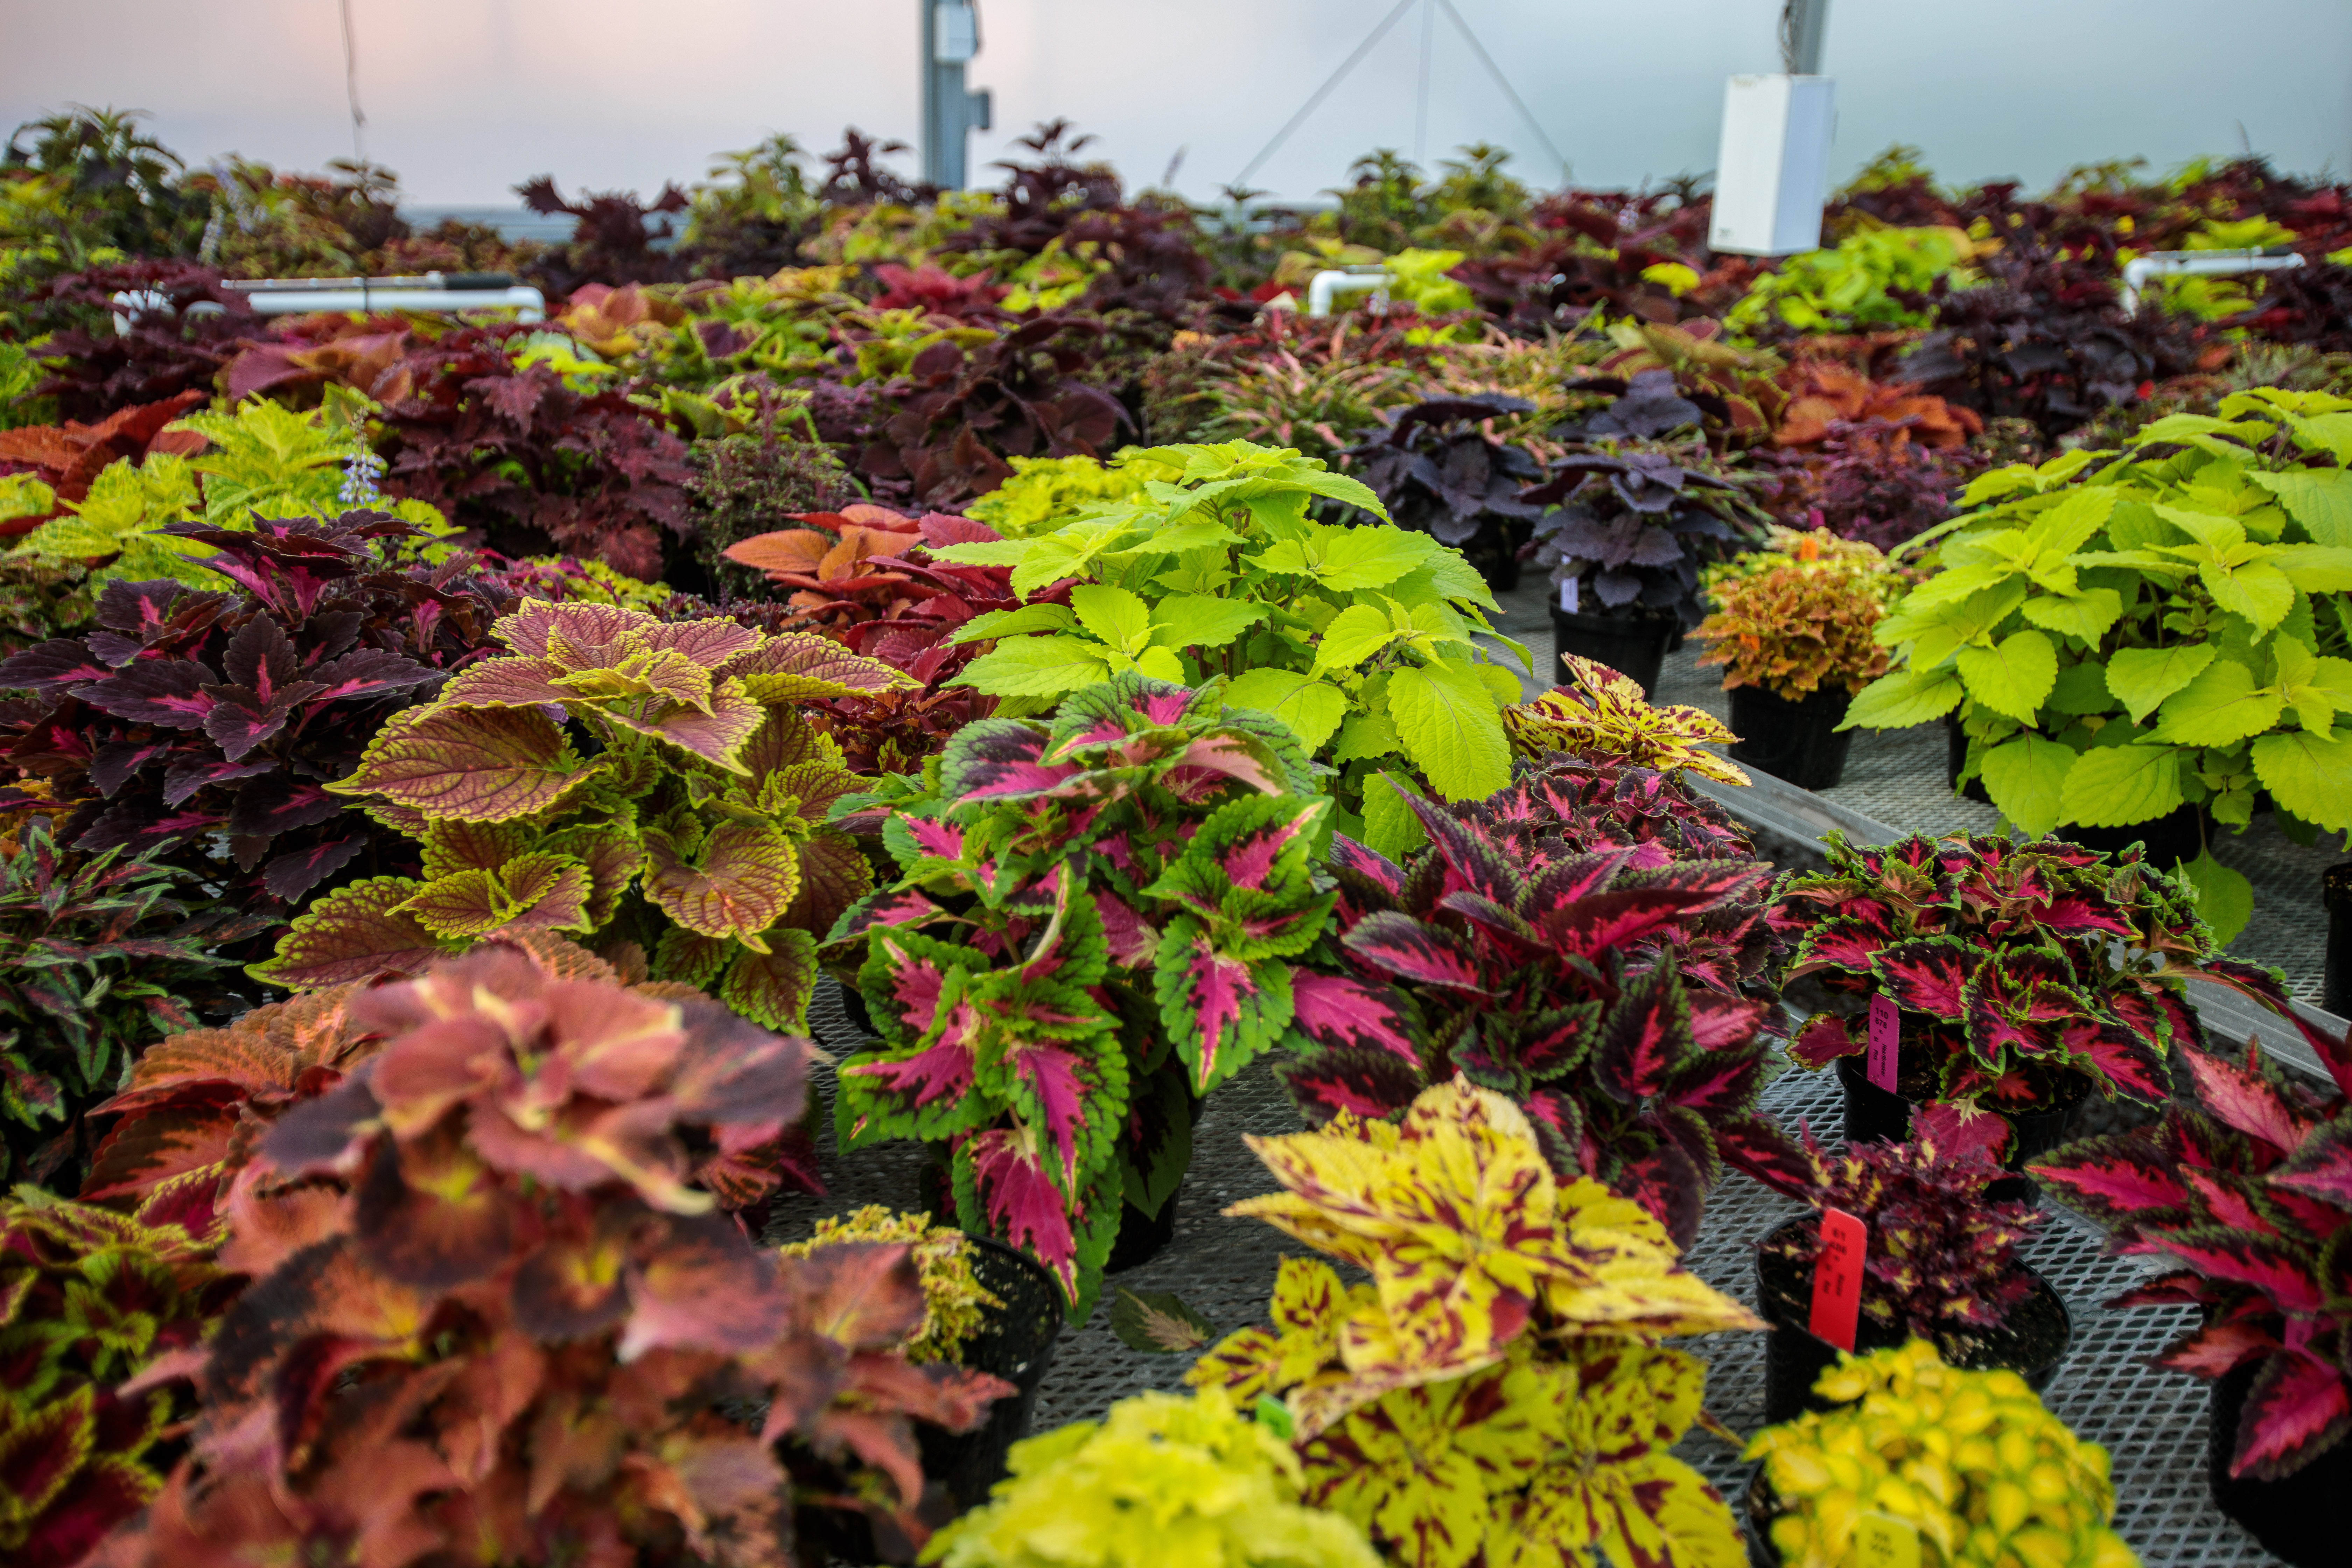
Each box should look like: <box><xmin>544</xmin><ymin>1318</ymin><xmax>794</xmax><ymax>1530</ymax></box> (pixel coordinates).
<box><xmin>1728</xmin><ymin>685</ymin><xmax>1856</xmax><ymax>790</ymax></box>
<box><xmin>1743</xmin><ymin>1470</ymin><xmax>1788</xmax><ymax>1568</ymax></box>
<box><xmin>1943</xmin><ymin>716</ymin><xmax>1993</xmax><ymax>805</ymax></box>
<box><xmin>2056</xmin><ymin>801</ymin><xmax>2207</xmax><ymax>871</ymax></box>
<box><xmin>1550</xmin><ymin>606</ymin><xmax>1674</xmax><ymax>696</ymax></box>
<box><xmin>2323</xmin><ymin>861</ymin><xmax>2352</xmax><ymax>1019</ymax></box>
<box><xmin>919</xmin><ymin>1235</ymin><xmax>1065</xmax><ymax>1509</ymax></box>
<box><xmin>2208</xmin><ymin>1359</ymin><xmax>2352</xmax><ymax>1566</ymax></box>
<box><xmin>1755</xmin><ymin>1213</ymin><xmax>2072</xmax><ymax>1424</ymax></box>
<box><xmin>1834</xmin><ymin>1055</ymin><xmax>2086</xmax><ymax>1205</ymax></box>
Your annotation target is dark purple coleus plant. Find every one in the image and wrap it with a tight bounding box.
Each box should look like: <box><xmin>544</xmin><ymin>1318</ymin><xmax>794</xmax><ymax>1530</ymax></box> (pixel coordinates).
<box><xmin>1521</xmin><ymin>425</ymin><xmax>1766</xmax><ymax>628</ymax></box>
<box><xmin>1342</xmin><ymin>394</ymin><xmax>1544</xmax><ymax>586</ymax></box>
<box><xmin>0</xmin><ymin>513</ymin><xmax>513</xmax><ymax>925</ymax></box>
<box><xmin>2033</xmin><ymin>969</ymin><xmax>2352</xmax><ymax>1482</ymax></box>
<box><xmin>1280</xmin><ymin>768</ymin><xmax>1791</xmax><ymax>1247</ymax></box>
<box><xmin>826</xmin><ymin>674</ymin><xmax>1325</xmax><ymax>1315</ymax></box>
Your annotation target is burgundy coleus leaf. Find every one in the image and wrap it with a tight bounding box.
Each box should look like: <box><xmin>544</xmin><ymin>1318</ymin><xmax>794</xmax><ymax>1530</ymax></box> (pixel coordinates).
<box><xmin>0</xmin><ymin>638</ymin><xmax>117</xmax><ymax>690</ymax></box>
<box><xmin>1593</xmin><ymin>960</ymin><xmax>1694</xmax><ymax>1104</ymax></box>
<box><xmin>2233</xmin><ymin>1350</ymin><xmax>2352</xmax><ymax>1481</ymax></box>
<box><xmin>1789</xmin><ymin>916</ymin><xmax>1889</xmax><ymax>979</ymax></box>
<box><xmin>2038</xmin><ymin>892</ymin><xmax>2139</xmax><ymax>939</ymax></box>
<box><xmin>1326</xmin><ymin>834</ymin><xmax>1405</xmax><ymax>903</ymax></box>
<box><xmin>1003</xmin><ymin>1039</ymin><xmax>1115</xmax><ymax>1194</ymax></box>
<box><xmin>2272</xmin><ymin>1132</ymin><xmax>2352</xmax><ymax>1211</ymax></box>
<box><xmin>1869</xmin><ymin>937</ymin><xmax>1976</xmax><ymax>1022</ymax></box>
<box><xmin>305</xmin><ymin>647</ymin><xmax>442</xmax><ymax>704</ymax></box>
<box><xmin>91</xmin><ymin>737</ymin><xmax>176</xmax><ymax>797</ymax></box>
<box><xmin>162</xmin><ymin>754</ymin><xmax>277</xmax><ymax>807</ymax></box>
<box><xmin>1522</xmin><ymin>849</ymin><xmax>1639</xmax><ymax>916</ymax></box>
<box><xmin>1714</xmin><ymin>1112</ymin><xmax>1813</xmax><ymax>1197</ymax></box>
<box><xmin>230</xmin><ymin>774</ymin><xmax>350</xmax><ymax>837</ymax></box>
<box><xmin>2156</xmin><ymin>1319</ymin><xmax>2279</xmax><ymax>1378</ymax></box>
<box><xmin>94</xmin><ymin>577</ymin><xmax>191</xmax><ymax>638</ymax></box>
<box><xmin>2148</xmin><ymin>1230</ymin><xmax>2328</xmax><ymax>1313</ymax></box>
<box><xmin>74</xmin><ymin>797</ymin><xmax>219</xmax><ymax>854</ymax></box>
<box><xmin>201</xmin><ymin>676</ymin><xmax>328</xmax><ymax>762</ymax></box>
<box><xmin>1274</xmin><ymin>1045</ymin><xmax>1426</xmax><ymax>1124</ymax></box>
<box><xmin>2181</xmin><ymin>1044</ymin><xmax>2316</xmax><ymax>1155</ymax></box>
<box><xmin>1286</xmin><ymin>972</ymin><xmax>1420</xmax><ymax>1064</ymax></box>
<box><xmin>1342</xmin><ymin>911</ymin><xmax>1489</xmax><ymax>992</ymax></box>
<box><xmin>264</xmin><ymin>827</ymin><xmax>370</xmax><ymax>902</ymax></box>
<box><xmin>1534</xmin><ymin>886</ymin><xmax>1719</xmax><ymax>961</ymax></box>
<box><xmin>959</xmin><ymin>1128</ymin><xmax>1094</xmax><ymax>1306</ymax></box>
<box><xmin>1406</xmin><ymin>793</ymin><xmax>1523</xmax><ymax>906</ymax></box>
<box><xmin>1788</xmin><ymin>1011</ymin><xmax>1859</xmax><ymax>1069</ymax></box>
<box><xmin>1612</xmin><ymin>1139</ymin><xmax>1704</xmax><ymax>1251</ymax></box>
<box><xmin>72</xmin><ymin>657</ymin><xmax>218</xmax><ymax>728</ymax></box>
<box><xmin>2057</xmin><ymin>1018</ymin><xmax>2171</xmax><ymax>1105</ymax></box>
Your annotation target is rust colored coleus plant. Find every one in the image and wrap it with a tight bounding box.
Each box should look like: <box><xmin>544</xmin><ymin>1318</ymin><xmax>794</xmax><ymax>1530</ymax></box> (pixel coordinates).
<box><xmin>2033</xmin><ymin>978</ymin><xmax>2352</xmax><ymax>1483</ymax></box>
<box><xmin>1281</xmin><ymin>774</ymin><xmax>1788</xmax><ymax>1248</ymax></box>
<box><xmin>829</xmin><ymin>674</ymin><xmax>1326</xmax><ymax>1315</ymax></box>
<box><xmin>95</xmin><ymin>943</ymin><xmax>1012</xmax><ymax>1567</ymax></box>
<box><xmin>1773</xmin><ymin>831</ymin><xmax>2236</xmax><ymax>1110</ymax></box>
<box><xmin>1187</xmin><ymin>1078</ymin><xmax>1758</xmax><ymax>1568</ymax></box>
<box><xmin>254</xmin><ymin>599</ymin><xmax>917</xmax><ymax>1032</ymax></box>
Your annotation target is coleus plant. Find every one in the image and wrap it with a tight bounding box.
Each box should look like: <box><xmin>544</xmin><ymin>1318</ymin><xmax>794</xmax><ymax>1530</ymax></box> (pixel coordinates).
<box><xmin>259</xmin><ymin>598</ymin><xmax>917</xmax><ymax>1033</ymax></box>
<box><xmin>1340</xmin><ymin>393</ymin><xmax>1544</xmax><ymax>588</ymax></box>
<box><xmin>828</xmin><ymin>675</ymin><xmax>1328</xmax><ymax>1314</ymax></box>
<box><xmin>1186</xmin><ymin>1078</ymin><xmax>1760</xmax><ymax>1568</ymax></box>
<box><xmin>1771</xmin><ymin>830</ymin><xmax>2238</xmax><ymax>1111</ymax></box>
<box><xmin>98</xmin><ymin>941</ymin><xmax>1014</xmax><ymax>1565</ymax></box>
<box><xmin>0</xmin><ymin>513</ymin><xmax>513</xmax><ymax>921</ymax></box>
<box><xmin>932</xmin><ymin>440</ymin><xmax>1529</xmax><ymax>851</ymax></box>
<box><xmin>1282</xmin><ymin>772</ymin><xmax>1788</xmax><ymax>1248</ymax></box>
<box><xmin>1523</xmin><ymin>425</ymin><xmax>1769</xmax><ymax>630</ymax></box>
<box><xmin>2033</xmin><ymin>976</ymin><xmax>2352</xmax><ymax>1482</ymax></box>
<box><xmin>1497</xmin><ymin>653</ymin><xmax>1751</xmax><ymax>785</ymax></box>
<box><xmin>1750</xmin><ymin>1112</ymin><xmax>2048</xmax><ymax>1358</ymax></box>
<box><xmin>0</xmin><ymin>823</ymin><xmax>268</xmax><ymax>1186</ymax></box>
<box><xmin>1694</xmin><ymin>541</ymin><xmax>1893</xmax><ymax>700</ymax></box>
<box><xmin>0</xmin><ymin>1193</ymin><xmax>236</xmax><ymax>1568</ymax></box>
<box><xmin>1847</xmin><ymin>386</ymin><xmax>2352</xmax><ymax>936</ymax></box>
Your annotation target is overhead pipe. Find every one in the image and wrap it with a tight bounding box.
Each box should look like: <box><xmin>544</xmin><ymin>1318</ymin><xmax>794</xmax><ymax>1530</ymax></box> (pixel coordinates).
<box><xmin>2120</xmin><ymin>248</ymin><xmax>2304</xmax><ymax>317</ymax></box>
<box><xmin>112</xmin><ymin>271</ymin><xmax>545</xmax><ymax>333</ymax></box>
<box><xmin>1305</xmin><ymin>267</ymin><xmax>1394</xmax><ymax>317</ymax></box>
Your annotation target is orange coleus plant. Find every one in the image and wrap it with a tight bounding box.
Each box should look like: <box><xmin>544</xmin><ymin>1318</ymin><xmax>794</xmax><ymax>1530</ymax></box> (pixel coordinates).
<box><xmin>1695</xmin><ymin>539</ymin><xmax>1893</xmax><ymax>700</ymax></box>
<box><xmin>92</xmin><ymin>941</ymin><xmax>1011</xmax><ymax>1567</ymax></box>
<box><xmin>723</xmin><ymin>503</ymin><xmax>929</xmax><ymax>625</ymax></box>
<box><xmin>1773</xmin><ymin>362</ymin><xmax>1983</xmax><ymax>452</ymax></box>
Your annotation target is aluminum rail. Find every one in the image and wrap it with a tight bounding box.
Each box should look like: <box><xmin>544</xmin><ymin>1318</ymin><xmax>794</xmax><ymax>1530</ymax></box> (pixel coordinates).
<box><xmin>2119</xmin><ymin>247</ymin><xmax>2304</xmax><ymax>317</ymax></box>
<box><xmin>1685</xmin><ymin>763</ymin><xmax>2346</xmax><ymax>1081</ymax></box>
<box><xmin>1306</xmin><ymin>268</ymin><xmax>1393</xmax><ymax>317</ymax></box>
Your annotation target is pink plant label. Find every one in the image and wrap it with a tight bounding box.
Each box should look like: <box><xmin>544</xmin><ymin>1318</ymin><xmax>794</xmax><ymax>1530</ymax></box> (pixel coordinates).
<box><xmin>1866</xmin><ymin>994</ymin><xmax>1899</xmax><ymax>1093</ymax></box>
<box><xmin>1808</xmin><ymin>1205</ymin><xmax>1868</xmax><ymax>1352</ymax></box>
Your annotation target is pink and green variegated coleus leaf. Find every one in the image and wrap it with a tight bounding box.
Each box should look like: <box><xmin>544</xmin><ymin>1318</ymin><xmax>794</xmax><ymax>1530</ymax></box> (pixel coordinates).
<box><xmin>2035</xmin><ymin>997</ymin><xmax>2352</xmax><ymax>1482</ymax></box>
<box><xmin>952</xmin><ymin>1128</ymin><xmax>1125</xmax><ymax>1316</ymax></box>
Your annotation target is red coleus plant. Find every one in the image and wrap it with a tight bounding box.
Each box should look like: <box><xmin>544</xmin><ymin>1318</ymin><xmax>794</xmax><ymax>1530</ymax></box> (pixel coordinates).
<box><xmin>1772</xmin><ymin>832</ymin><xmax>2233</xmax><ymax>1110</ymax></box>
<box><xmin>2033</xmin><ymin>977</ymin><xmax>2352</xmax><ymax>1482</ymax></box>
<box><xmin>94</xmin><ymin>939</ymin><xmax>1011</xmax><ymax>1566</ymax></box>
<box><xmin>1282</xmin><ymin>772</ymin><xmax>1790</xmax><ymax>1248</ymax></box>
<box><xmin>0</xmin><ymin>513</ymin><xmax>513</xmax><ymax>918</ymax></box>
<box><xmin>376</xmin><ymin>325</ymin><xmax>693</xmax><ymax>581</ymax></box>
<box><xmin>829</xmin><ymin>675</ymin><xmax>1326</xmax><ymax>1313</ymax></box>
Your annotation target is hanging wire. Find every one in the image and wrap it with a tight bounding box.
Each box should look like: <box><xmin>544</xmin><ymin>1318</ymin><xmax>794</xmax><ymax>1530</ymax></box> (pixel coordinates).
<box><xmin>1433</xmin><ymin>0</ymin><xmax>1568</xmax><ymax>181</ymax></box>
<box><xmin>338</xmin><ymin>0</ymin><xmax>368</xmax><ymax>165</ymax></box>
<box><xmin>1779</xmin><ymin>0</ymin><xmax>1800</xmax><ymax>72</ymax></box>
<box><xmin>1232</xmin><ymin>0</ymin><xmax>1418</xmax><ymax>189</ymax></box>
<box><xmin>1413</xmin><ymin>0</ymin><xmax>1435</xmax><ymax>169</ymax></box>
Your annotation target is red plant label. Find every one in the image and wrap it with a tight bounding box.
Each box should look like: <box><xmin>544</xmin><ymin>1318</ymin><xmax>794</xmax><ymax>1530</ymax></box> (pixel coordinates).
<box><xmin>1866</xmin><ymin>993</ymin><xmax>1899</xmax><ymax>1093</ymax></box>
<box><xmin>1807</xmin><ymin>1205</ymin><xmax>1867</xmax><ymax>1351</ymax></box>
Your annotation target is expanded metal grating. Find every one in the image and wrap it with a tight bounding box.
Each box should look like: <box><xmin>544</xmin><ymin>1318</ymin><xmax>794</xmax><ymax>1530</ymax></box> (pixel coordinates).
<box><xmin>776</xmin><ymin>979</ymin><xmax>2284</xmax><ymax>1566</ymax></box>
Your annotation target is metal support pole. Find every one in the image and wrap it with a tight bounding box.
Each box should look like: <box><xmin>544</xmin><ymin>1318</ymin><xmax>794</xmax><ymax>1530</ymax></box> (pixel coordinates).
<box><xmin>1781</xmin><ymin>0</ymin><xmax>1830</xmax><ymax>75</ymax></box>
<box><xmin>922</xmin><ymin>1</ymin><xmax>991</xmax><ymax>189</ymax></box>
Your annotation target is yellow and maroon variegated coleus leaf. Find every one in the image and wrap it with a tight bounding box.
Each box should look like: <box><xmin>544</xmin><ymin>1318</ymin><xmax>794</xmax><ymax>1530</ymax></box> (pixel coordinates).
<box><xmin>331</xmin><ymin>705</ymin><xmax>588</xmax><ymax>824</ymax></box>
<box><xmin>1225</xmin><ymin>1077</ymin><xmax>1757</xmax><ymax>1434</ymax></box>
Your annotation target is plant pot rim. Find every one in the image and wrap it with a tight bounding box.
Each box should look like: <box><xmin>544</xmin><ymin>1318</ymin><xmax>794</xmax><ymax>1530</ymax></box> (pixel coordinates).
<box><xmin>1755</xmin><ymin>1210</ymin><xmax>2072</xmax><ymax>1370</ymax></box>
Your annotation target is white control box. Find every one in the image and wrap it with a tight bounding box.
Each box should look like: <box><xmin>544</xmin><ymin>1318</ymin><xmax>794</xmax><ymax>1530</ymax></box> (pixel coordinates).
<box><xmin>1709</xmin><ymin>74</ymin><xmax>1836</xmax><ymax>257</ymax></box>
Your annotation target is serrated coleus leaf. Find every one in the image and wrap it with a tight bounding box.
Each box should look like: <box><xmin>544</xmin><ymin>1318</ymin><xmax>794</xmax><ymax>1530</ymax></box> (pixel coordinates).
<box><xmin>601</xmin><ymin>677</ymin><xmax>765</xmax><ymax>773</ymax></box>
<box><xmin>1109</xmin><ymin>1287</ymin><xmax>1217</xmax><ymax>1353</ymax></box>
<box><xmin>332</xmin><ymin>705</ymin><xmax>588</xmax><ymax>822</ymax></box>
<box><xmin>1591</xmin><ymin>959</ymin><xmax>1695</xmax><ymax>1105</ymax></box>
<box><xmin>716</xmin><ymin>931</ymin><xmax>817</xmax><ymax>1031</ymax></box>
<box><xmin>247</xmin><ymin>876</ymin><xmax>451</xmax><ymax>990</ymax></box>
<box><xmin>391</xmin><ymin>853</ymin><xmax>594</xmax><ymax>941</ymax></box>
<box><xmin>643</xmin><ymin>822</ymin><xmax>801</xmax><ymax>947</ymax></box>
<box><xmin>1228</xmin><ymin>1078</ymin><xmax>1759</xmax><ymax>1434</ymax></box>
<box><xmin>954</xmin><ymin>1128</ymin><xmax>1125</xmax><ymax>1313</ymax></box>
<box><xmin>720</xmin><ymin>630</ymin><xmax>918</xmax><ymax>704</ymax></box>
<box><xmin>1154</xmin><ymin>917</ymin><xmax>1295</xmax><ymax>1095</ymax></box>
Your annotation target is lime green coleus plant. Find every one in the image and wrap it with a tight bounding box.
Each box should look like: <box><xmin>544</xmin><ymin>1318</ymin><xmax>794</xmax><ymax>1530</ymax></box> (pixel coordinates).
<box><xmin>1847</xmin><ymin>386</ymin><xmax>2352</xmax><ymax>940</ymax></box>
<box><xmin>933</xmin><ymin>441</ymin><xmax>1531</xmax><ymax>851</ymax></box>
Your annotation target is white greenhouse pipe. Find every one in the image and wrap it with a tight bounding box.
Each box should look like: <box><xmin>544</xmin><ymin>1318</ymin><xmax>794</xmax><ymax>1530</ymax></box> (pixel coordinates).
<box><xmin>1306</xmin><ymin>269</ymin><xmax>1393</xmax><ymax>317</ymax></box>
<box><xmin>2120</xmin><ymin>248</ymin><xmax>2304</xmax><ymax>316</ymax></box>
<box><xmin>112</xmin><ymin>281</ymin><xmax>545</xmax><ymax>334</ymax></box>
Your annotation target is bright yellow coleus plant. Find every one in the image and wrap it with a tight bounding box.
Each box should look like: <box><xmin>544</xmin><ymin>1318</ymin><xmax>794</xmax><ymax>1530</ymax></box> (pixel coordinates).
<box><xmin>1501</xmin><ymin>654</ymin><xmax>1751</xmax><ymax>785</ymax></box>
